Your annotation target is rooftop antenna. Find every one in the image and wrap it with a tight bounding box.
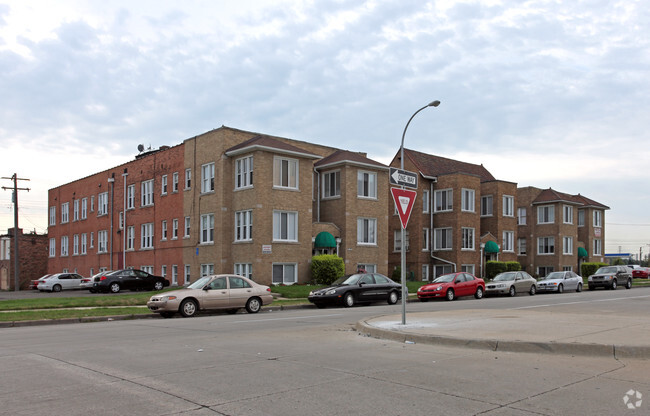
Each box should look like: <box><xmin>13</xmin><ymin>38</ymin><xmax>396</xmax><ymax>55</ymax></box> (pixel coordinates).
<box><xmin>137</xmin><ymin>144</ymin><xmax>144</xmax><ymax>153</ymax></box>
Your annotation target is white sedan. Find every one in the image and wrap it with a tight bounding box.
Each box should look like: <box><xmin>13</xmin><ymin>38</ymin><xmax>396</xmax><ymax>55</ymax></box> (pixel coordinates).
<box><xmin>537</xmin><ymin>271</ymin><xmax>583</xmax><ymax>293</ymax></box>
<box><xmin>39</xmin><ymin>273</ymin><xmax>85</xmax><ymax>292</ymax></box>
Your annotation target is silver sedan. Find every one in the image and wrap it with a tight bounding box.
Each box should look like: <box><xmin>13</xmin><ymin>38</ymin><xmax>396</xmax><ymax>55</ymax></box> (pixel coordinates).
<box><xmin>485</xmin><ymin>271</ymin><xmax>538</xmax><ymax>297</ymax></box>
<box><xmin>537</xmin><ymin>271</ymin><xmax>583</xmax><ymax>293</ymax></box>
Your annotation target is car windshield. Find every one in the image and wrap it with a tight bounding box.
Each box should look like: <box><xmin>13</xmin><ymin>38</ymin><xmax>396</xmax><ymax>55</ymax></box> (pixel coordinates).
<box><xmin>432</xmin><ymin>274</ymin><xmax>456</xmax><ymax>283</ymax></box>
<box><xmin>494</xmin><ymin>272</ymin><xmax>517</xmax><ymax>281</ymax></box>
<box><xmin>187</xmin><ymin>276</ymin><xmax>212</xmax><ymax>289</ymax></box>
<box><xmin>595</xmin><ymin>267</ymin><xmax>617</xmax><ymax>274</ymax></box>
<box><xmin>543</xmin><ymin>272</ymin><xmax>564</xmax><ymax>280</ymax></box>
<box><xmin>332</xmin><ymin>274</ymin><xmax>362</xmax><ymax>285</ymax></box>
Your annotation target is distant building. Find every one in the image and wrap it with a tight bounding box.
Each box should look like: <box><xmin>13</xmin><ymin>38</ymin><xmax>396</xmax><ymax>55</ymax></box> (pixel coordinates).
<box><xmin>0</xmin><ymin>228</ymin><xmax>49</xmax><ymax>290</ymax></box>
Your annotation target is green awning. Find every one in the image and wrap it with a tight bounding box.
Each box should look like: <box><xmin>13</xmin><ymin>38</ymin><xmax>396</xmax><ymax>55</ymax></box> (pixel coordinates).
<box><xmin>578</xmin><ymin>247</ymin><xmax>588</xmax><ymax>258</ymax></box>
<box><xmin>484</xmin><ymin>240</ymin><xmax>500</xmax><ymax>253</ymax></box>
<box><xmin>314</xmin><ymin>231</ymin><xmax>337</xmax><ymax>248</ymax></box>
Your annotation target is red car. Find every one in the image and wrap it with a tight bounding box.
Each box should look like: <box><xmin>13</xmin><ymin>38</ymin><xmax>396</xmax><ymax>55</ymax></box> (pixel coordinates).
<box><xmin>632</xmin><ymin>268</ymin><xmax>650</xmax><ymax>279</ymax></box>
<box><xmin>417</xmin><ymin>272</ymin><xmax>485</xmax><ymax>301</ymax></box>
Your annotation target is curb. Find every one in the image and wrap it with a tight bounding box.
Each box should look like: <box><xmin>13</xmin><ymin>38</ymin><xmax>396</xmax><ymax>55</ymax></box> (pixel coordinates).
<box><xmin>355</xmin><ymin>319</ymin><xmax>650</xmax><ymax>359</ymax></box>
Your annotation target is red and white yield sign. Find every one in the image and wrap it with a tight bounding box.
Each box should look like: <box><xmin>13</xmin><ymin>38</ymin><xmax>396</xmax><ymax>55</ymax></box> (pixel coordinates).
<box><xmin>391</xmin><ymin>187</ymin><xmax>417</xmax><ymax>229</ymax></box>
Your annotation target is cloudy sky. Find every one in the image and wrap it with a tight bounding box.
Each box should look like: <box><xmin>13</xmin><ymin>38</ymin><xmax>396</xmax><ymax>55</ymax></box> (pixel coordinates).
<box><xmin>1</xmin><ymin>0</ymin><xmax>649</xmax><ymax>256</ymax></box>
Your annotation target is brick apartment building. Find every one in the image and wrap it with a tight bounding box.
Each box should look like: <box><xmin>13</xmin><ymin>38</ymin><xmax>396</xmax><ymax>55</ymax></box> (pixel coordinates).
<box><xmin>47</xmin><ymin>126</ymin><xmax>389</xmax><ymax>285</ymax></box>
<box><xmin>0</xmin><ymin>228</ymin><xmax>49</xmax><ymax>290</ymax></box>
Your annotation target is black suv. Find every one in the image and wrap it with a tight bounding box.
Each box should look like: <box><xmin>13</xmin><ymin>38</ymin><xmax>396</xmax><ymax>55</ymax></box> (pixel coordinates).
<box><xmin>587</xmin><ymin>265</ymin><xmax>632</xmax><ymax>290</ymax></box>
<box><xmin>92</xmin><ymin>269</ymin><xmax>170</xmax><ymax>293</ymax></box>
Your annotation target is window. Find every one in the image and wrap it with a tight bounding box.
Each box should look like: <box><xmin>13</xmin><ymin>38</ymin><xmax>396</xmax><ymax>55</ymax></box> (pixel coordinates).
<box><xmin>537</xmin><ymin>266</ymin><xmax>554</xmax><ymax>278</ymax></box>
<box><xmin>461</xmin><ymin>189</ymin><xmax>475</xmax><ymax>212</ymax></box>
<box><xmin>537</xmin><ymin>237</ymin><xmax>555</xmax><ymax>255</ymax></box>
<box><xmin>273</xmin><ymin>211</ymin><xmax>298</xmax><ymax>242</ymax></box>
<box><xmin>358</xmin><ymin>264</ymin><xmax>376</xmax><ymax>273</ymax></box>
<box><xmin>235</xmin><ymin>210</ymin><xmax>253</xmax><ymax>242</ymax></box>
<box><xmin>161</xmin><ymin>175</ymin><xmax>168</xmax><ymax>195</ymax></box>
<box><xmin>184</xmin><ymin>265</ymin><xmax>191</xmax><ymax>284</ymax></box>
<box><xmin>273</xmin><ymin>157</ymin><xmax>298</xmax><ymax>189</ymax></box>
<box><xmin>481</xmin><ymin>195</ymin><xmax>493</xmax><ymax>216</ymax></box>
<box><xmin>73</xmin><ymin>234</ymin><xmax>79</xmax><ymax>255</ymax></box>
<box><xmin>172</xmin><ymin>172</ymin><xmax>179</xmax><ymax>192</ymax></box>
<box><xmin>357</xmin><ymin>217</ymin><xmax>377</xmax><ymax>245</ymax></box>
<box><xmin>141</xmin><ymin>266</ymin><xmax>154</xmax><ymax>274</ymax></box>
<box><xmin>537</xmin><ymin>205</ymin><xmax>554</xmax><ymax>224</ymax></box>
<box><xmin>141</xmin><ymin>223</ymin><xmax>154</xmax><ymax>249</ymax></box>
<box><xmin>272</xmin><ymin>263</ymin><xmax>297</xmax><ymax>285</ymax></box>
<box><xmin>61</xmin><ymin>236</ymin><xmax>68</xmax><ymax>257</ymax></box>
<box><xmin>172</xmin><ymin>219</ymin><xmax>179</xmax><ymax>239</ymax></box>
<box><xmin>357</xmin><ymin>171</ymin><xmax>377</xmax><ymax>198</ymax></box>
<box><xmin>200</xmin><ymin>214</ymin><xmax>214</xmax><ymax>244</ymax></box>
<box><xmin>502</xmin><ymin>231</ymin><xmax>514</xmax><ymax>252</ymax></box>
<box><xmin>422</xmin><ymin>190</ymin><xmax>430</xmax><ymax>213</ymax></box>
<box><xmin>98</xmin><ymin>192</ymin><xmax>108</xmax><ymax>215</ymax></box>
<box><xmin>393</xmin><ymin>230</ymin><xmax>410</xmax><ymax>252</ymax></box>
<box><xmin>172</xmin><ymin>265</ymin><xmax>178</xmax><ymax>286</ymax></box>
<box><xmin>126</xmin><ymin>226</ymin><xmax>134</xmax><ymax>251</ymax></box>
<box><xmin>90</xmin><ymin>232</ymin><xmax>94</xmax><ymax>248</ymax></box>
<box><xmin>184</xmin><ymin>217</ymin><xmax>190</xmax><ymax>238</ymax></box>
<box><xmin>434</xmin><ymin>189</ymin><xmax>452</xmax><ymax>212</ymax></box>
<box><xmin>118</xmin><ymin>211</ymin><xmax>124</xmax><ymax>230</ymax></box>
<box><xmin>141</xmin><ymin>180</ymin><xmax>154</xmax><ymax>206</ymax></box>
<box><xmin>236</xmin><ymin>156</ymin><xmax>254</xmax><ymax>189</ymax></box>
<box><xmin>517</xmin><ymin>238</ymin><xmax>526</xmax><ymax>255</ymax></box>
<box><xmin>98</xmin><ymin>230</ymin><xmax>108</xmax><ymax>253</ymax></box>
<box><xmin>201</xmin><ymin>162</ymin><xmax>215</xmax><ymax>193</ymax></box>
<box><xmin>185</xmin><ymin>168</ymin><xmax>191</xmax><ymax>190</ymax></box>
<box><xmin>434</xmin><ymin>228</ymin><xmax>452</xmax><ymax>250</ymax></box>
<box><xmin>462</xmin><ymin>228</ymin><xmax>475</xmax><ymax>250</ymax></box>
<box><xmin>578</xmin><ymin>209</ymin><xmax>585</xmax><ymax>227</ymax></box>
<box><xmin>49</xmin><ymin>238</ymin><xmax>55</xmax><ymax>257</ymax></box>
<box><xmin>563</xmin><ymin>266</ymin><xmax>573</xmax><ymax>272</ymax></box>
<box><xmin>594</xmin><ymin>210</ymin><xmax>603</xmax><ymax>227</ymax></box>
<box><xmin>61</xmin><ymin>202</ymin><xmax>69</xmax><ymax>223</ymax></box>
<box><xmin>563</xmin><ymin>236</ymin><xmax>573</xmax><ymax>255</ymax></box>
<box><xmin>201</xmin><ymin>264</ymin><xmax>214</xmax><ymax>277</ymax></box>
<box><xmin>90</xmin><ymin>195</ymin><xmax>94</xmax><ymax>212</ymax></box>
<box><xmin>161</xmin><ymin>220</ymin><xmax>167</xmax><ymax>241</ymax></box>
<box><xmin>126</xmin><ymin>185</ymin><xmax>135</xmax><ymax>209</ymax></box>
<box><xmin>81</xmin><ymin>233</ymin><xmax>87</xmax><ymax>255</ymax></box>
<box><xmin>49</xmin><ymin>206</ymin><xmax>56</xmax><ymax>226</ymax></box>
<box><xmin>594</xmin><ymin>239</ymin><xmax>602</xmax><ymax>256</ymax></box>
<box><xmin>235</xmin><ymin>263</ymin><xmax>253</xmax><ymax>280</ymax></box>
<box><xmin>503</xmin><ymin>195</ymin><xmax>514</xmax><ymax>217</ymax></box>
<box><xmin>422</xmin><ymin>264</ymin><xmax>430</xmax><ymax>281</ymax></box>
<box><xmin>161</xmin><ymin>265</ymin><xmax>167</xmax><ymax>278</ymax></box>
<box><xmin>434</xmin><ymin>265</ymin><xmax>453</xmax><ymax>278</ymax></box>
<box><xmin>73</xmin><ymin>200</ymin><xmax>79</xmax><ymax>221</ymax></box>
<box><xmin>79</xmin><ymin>198</ymin><xmax>87</xmax><ymax>219</ymax></box>
<box><xmin>323</xmin><ymin>171</ymin><xmax>340</xmax><ymax>198</ymax></box>
<box><xmin>563</xmin><ymin>205</ymin><xmax>573</xmax><ymax>224</ymax></box>
<box><xmin>422</xmin><ymin>228</ymin><xmax>430</xmax><ymax>251</ymax></box>
<box><xmin>517</xmin><ymin>207</ymin><xmax>527</xmax><ymax>225</ymax></box>
<box><xmin>461</xmin><ymin>265</ymin><xmax>475</xmax><ymax>275</ymax></box>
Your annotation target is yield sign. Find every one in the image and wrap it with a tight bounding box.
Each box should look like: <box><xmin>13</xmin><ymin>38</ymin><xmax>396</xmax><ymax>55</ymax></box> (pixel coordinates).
<box><xmin>391</xmin><ymin>187</ymin><xmax>417</xmax><ymax>229</ymax></box>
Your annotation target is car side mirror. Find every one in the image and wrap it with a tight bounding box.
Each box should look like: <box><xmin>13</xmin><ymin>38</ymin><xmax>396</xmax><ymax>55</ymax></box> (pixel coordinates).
<box><xmin>203</xmin><ymin>286</ymin><xmax>210</xmax><ymax>291</ymax></box>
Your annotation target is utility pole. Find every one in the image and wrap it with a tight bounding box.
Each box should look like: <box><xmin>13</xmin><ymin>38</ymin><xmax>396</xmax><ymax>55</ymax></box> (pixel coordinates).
<box><xmin>2</xmin><ymin>174</ymin><xmax>30</xmax><ymax>291</ymax></box>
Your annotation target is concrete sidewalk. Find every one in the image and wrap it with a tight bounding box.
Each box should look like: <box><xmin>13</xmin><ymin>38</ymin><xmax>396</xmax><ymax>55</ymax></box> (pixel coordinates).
<box><xmin>356</xmin><ymin>309</ymin><xmax>650</xmax><ymax>359</ymax></box>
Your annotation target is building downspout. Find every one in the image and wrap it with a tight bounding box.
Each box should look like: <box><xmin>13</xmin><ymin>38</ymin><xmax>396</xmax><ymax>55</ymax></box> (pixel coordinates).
<box><xmin>314</xmin><ymin>167</ymin><xmax>320</xmax><ymax>222</ymax></box>
<box><xmin>108</xmin><ymin>174</ymin><xmax>115</xmax><ymax>270</ymax></box>
<box><xmin>429</xmin><ymin>180</ymin><xmax>456</xmax><ymax>273</ymax></box>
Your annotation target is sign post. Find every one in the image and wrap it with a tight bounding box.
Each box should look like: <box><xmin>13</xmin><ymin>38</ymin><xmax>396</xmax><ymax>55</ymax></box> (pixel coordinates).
<box><xmin>391</xmin><ymin>187</ymin><xmax>417</xmax><ymax>325</ymax></box>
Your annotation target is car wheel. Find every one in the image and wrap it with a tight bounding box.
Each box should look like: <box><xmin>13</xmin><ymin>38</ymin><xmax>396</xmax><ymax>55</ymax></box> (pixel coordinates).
<box><xmin>576</xmin><ymin>283</ymin><xmax>582</xmax><ymax>292</ymax></box>
<box><xmin>153</xmin><ymin>281</ymin><xmax>164</xmax><ymax>291</ymax></box>
<box><xmin>557</xmin><ymin>284</ymin><xmax>563</xmax><ymax>294</ymax></box>
<box><xmin>180</xmin><ymin>299</ymin><xmax>198</xmax><ymax>317</ymax></box>
<box><xmin>109</xmin><ymin>282</ymin><xmax>121</xmax><ymax>293</ymax></box>
<box><xmin>245</xmin><ymin>297</ymin><xmax>262</xmax><ymax>313</ymax></box>
<box><xmin>529</xmin><ymin>285</ymin><xmax>536</xmax><ymax>296</ymax></box>
<box><xmin>52</xmin><ymin>284</ymin><xmax>62</xmax><ymax>292</ymax></box>
<box><xmin>509</xmin><ymin>286</ymin><xmax>516</xmax><ymax>297</ymax></box>
<box><xmin>343</xmin><ymin>292</ymin><xmax>355</xmax><ymax>307</ymax></box>
<box><xmin>625</xmin><ymin>279</ymin><xmax>632</xmax><ymax>289</ymax></box>
<box><xmin>475</xmin><ymin>286</ymin><xmax>484</xmax><ymax>299</ymax></box>
<box><xmin>387</xmin><ymin>291</ymin><xmax>399</xmax><ymax>305</ymax></box>
<box><xmin>446</xmin><ymin>289</ymin><xmax>455</xmax><ymax>301</ymax></box>
<box><xmin>160</xmin><ymin>312</ymin><xmax>175</xmax><ymax>319</ymax></box>
<box><xmin>610</xmin><ymin>279</ymin><xmax>617</xmax><ymax>290</ymax></box>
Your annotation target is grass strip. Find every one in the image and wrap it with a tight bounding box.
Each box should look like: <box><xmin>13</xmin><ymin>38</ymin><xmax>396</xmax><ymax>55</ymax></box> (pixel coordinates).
<box><xmin>0</xmin><ymin>307</ymin><xmax>152</xmax><ymax>322</ymax></box>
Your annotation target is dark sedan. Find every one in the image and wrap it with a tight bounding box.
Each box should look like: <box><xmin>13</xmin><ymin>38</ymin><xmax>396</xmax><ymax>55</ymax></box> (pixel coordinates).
<box><xmin>92</xmin><ymin>269</ymin><xmax>170</xmax><ymax>293</ymax></box>
<box><xmin>308</xmin><ymin>273</ymin><xmax>402</xmax><ymax>308</ymax></box>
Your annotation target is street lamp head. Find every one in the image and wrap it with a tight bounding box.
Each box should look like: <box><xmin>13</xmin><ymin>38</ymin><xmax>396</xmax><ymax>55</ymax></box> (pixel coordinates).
<box><xmin>428</xmin><ymin>100</ymin><xmax>441</xmax><ymax>107</ymax></box>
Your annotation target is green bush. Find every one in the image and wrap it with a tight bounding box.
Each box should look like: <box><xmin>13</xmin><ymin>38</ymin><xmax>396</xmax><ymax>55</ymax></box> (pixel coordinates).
<box><xmin>505</xmin><ymin>261</ymin><xmax>522</xmax><ymax>272</ymax></box>
<box><xmin>310</xmin><ymin>255</ymin><xmax>345</xmax><ymax>285</ymax></box>
<box><xmin>581</xmin><ymin>262</ymin><xmax>608</xmax><ymax>278</ymax></box>
<box><xmin>485</xmin><ymin>261</ymin><xmax>508</xmax><ymax>280</ymax></box>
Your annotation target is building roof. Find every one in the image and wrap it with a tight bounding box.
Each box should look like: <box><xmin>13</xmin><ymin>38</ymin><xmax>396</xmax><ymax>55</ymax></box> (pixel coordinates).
<box><xmin>403</xmin><ymin>148</ymin><xmax>496</xmax><ymax>182</ymax></box>
<box><xmin>532</xmin><ymin>188</ymin><xmax>609</xmax><ymax>210</ymax></box>
<box><xmin>315</xmin><ymin>149</ymin><xmax>388</xmax><ymax>170</ymax></box>
<box><xmin>573</xmin><ymin>194</ymin><xmax>610</xmax><ymax>210</ymax></box>
<box><xmin>225</xmin><ymin>135</ymin><xmax>322</xmax><ymax>159</ymax></box>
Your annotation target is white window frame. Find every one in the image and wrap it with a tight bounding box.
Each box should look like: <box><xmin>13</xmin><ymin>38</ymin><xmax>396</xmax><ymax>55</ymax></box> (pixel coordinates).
<box><xmin>184</xmin><ymin>216</ymin><xmax>191</xmax><ymax>238</ymax></box>
<box><xmin>322</xmin><ymin>170</ymin><xmax>340</xmax><ymax>198</ymax></box>
<box><xmin>184</xmin><ymin>265</ymin><xmax>191</xmax><ymax>284</ymax></box>
<box><xmin>236</xmin><ymin>156</ymin><xmax>254</xmax><ymax>189</ymax></box>
<box><xmin>481</xmin><ymin>195</ymin><xmax>493</xmax><ymax>217</ymax></box>
<box><xmin>126</xmin><ymin>226</ymin><xmax>134</xmax><ymax>251</ymax></box>
<box><xmin>503</xmin><ymin>195</ymin><xmax>514</xmax><ymax>217</ymax></box>
<box><xmin>272</xmin><ymin>263</ymin><xmax>297</xmax><ymax>285</ymax></box>
<box><xmin>563</xmin><ymin>236</ymin><xmax>573</xmax><ymax>255</ymax></box>
<box><xmin>49</xmin><ymin>206</ymin><xmax>56</xmax><ymax>226</ymax></box>
<box><xmin>73</xmin><ymin>200</ymin><xmax>79</xmax><ymax>221</ymax></box>
<box><xmin>201</xmin><ymin>162</ymin><xmax>215</xmax><ymax>193</ymax></box>
<box><xmin>172</xmin><ymin>172</ymin><xmax>179</xmax><ymax>192</ymax></box>
<box><xmin>98</xmin><ymin>230</ymin><xmax>108</xmax><ymax>253</ymax></box>
<box><xmin>201</xmin><ymin>264</ymin><xmax>214</xmax><ymax>277</ymax></box>
<box><xmin>90</xmin><ymin>232</ymin><xmax>94</xmax><ymax>248</ymax></box>
<box><xmin>273</xmin><ymin>157</ymin><xmax>299</xmax><ymax>190</ymax></box>
<box><xmin>172</xmin><ymin>218</ymin><xmax>179</xmax><ymax>240</ymax></box>
<box><xmin>461</xmin><ymin>188</ymin><xmax>475</xmax><ymax>212</ymax></box>
<box><xmin>73</xmin><ymin>234</ymin><xmax>79</xmax><ymax>255</ymax></box>
<box><xmin>537</xmin><ymin>205</ymin><xmax>555</xmax><ymax>224</ymax></box>
<box><xmin>578</xmin><ymin>209</ymin><xmax>585</xmax><ymax>227</ymax></box>
<box><xmin>357</xmin><ymin>170</ymin><xmax>377</xmax><ymax>199</ymax></box>
<box><xmin>537</xmin><ymin>236</ymin><xmax>555</xmax><ymax>255</ymax></box>
<box><xmin>422</xmin><ymin>264</ymin><xmax>430</xmax><ymax>281</ymax></box>
<box><xmin>393</xmin><ymin>230</ymin><xmax>410</xmax><ymax>252</ymax></box>
<box><xmin>517</xmin><ymin>207</ymin><xmax>527</xmax><ymax>225</ymax></box>
<box><xmin>161</xmin><ymin>175</ymin><xmax>168</xmax><ymax>195</ymax></box>
<box><xmin>141</xmin><ymin>180</ymin><xmax>154</xmax><ymax>207</ymax></box>
<box><xmin>434</xmin><ymin>189</ymin><xmax>453</xmax><ymax>212</ymax></box>
<box><xmin>98</xmin><ymin>192</ymin><xmax>108</xmax><ymax>215</ymax></box>
<box><xmin>61</xmin><ymin>202</ymin><xmax>69</xmax><ymax>224</ymax></box>
<box><xmin>517</xmin><ymin>238</ymin><xmax>526</xmax><ymax>255</ymax></box>
<box><xmin>593</xmin><ymin>210</ymin><xmax>603</xmax><ymax>227</ymax></box>
<box><xmin>141</xmin><ymin>223</ymin><xmax>154</xmax><ymax>249</ymax></box>
<box><xmin>81</xmin><ymin>198</ymin><xmax>87</xmax><ymax>219</ymax></box>
<box><xmin>502</xmin><ymin>231</ymin><xmax>514</xmax><ymax>252</ymax></box>
<box><xmin>422</xmin><ymin>228</ymin><xmax>430</xmax><ymax>251</ymax></box>
<box><xmin>49</xmin><ymin>238</ymin><xmax>55</xmax><ymax>257</ymax></box>
<box><xmin>461</xmin><ymin>264</ymin><xmax>475</xmax><ymax>275</ymax></box>
<box><xmin>434</xmin><ymin>228</ymin><xmax>453</xmax><ymax>251</ymax></box>
<box><xmin>594</xmin><ymin>239</ymin><xmax>602</xmax><ymax>256</ymax></box>
<box><xmin>357</xmin><ymin>217</ymin><xmax>377</xmax><ymax>245</ymax></box>
<box><xmin>200</xmin><ymin>214</ymin><xmax>215</xmax><ymax>244</ymax></box>
<box><xmin>81</xmin><ymin>233</ymin><xmax>87</xmax><ymax>255</ymax></box>
<box><xmin>462</xmin><ymin>227</ymin><xmax>475</xmax><ymax>250</ymax></box>
<box><xmin>185</xmin><ymin>168</ymin><xmax>191</xmax><ymax>190</ymax></box>
<box><xmin>172</xmin><ymin>265</ymin><xmax>178</xmax><ymax>286</ymax></box>
<box><xmin>273</xmin><ymin>211</ymin><xmax>298</xmax><ymax>242</ymax></box>
<box><xmin>234</xmin><ymin>263</ymin><xmax>253</xmax><ymax>280</ymax></box>
<box><xmin>161</xmin><ymin>220</ymin><xmax>167</xmax><ymax>241</ymax></box>
<box><xmin>235</xmin><ymin>210</ymin><xmax>253</xmax><ymax>242</ymax></box>
<box><xmin>563</xmin><ymin>205</ymin><xmax>573</xmax><ymax>224</ymax></box>
<box><xmin>60</xmin><ymin>236</ymin><xmax>68</xmax><ymax>257</ymax></box>
<box><xmin>127</xmin><ymin>185</ymin><xmax>135</xmax><ymax>209</ymax></box>
<box><xmin>422</xmin><ymin>190</ymin><xmax>430</xmax><ymax>214</ymax></box>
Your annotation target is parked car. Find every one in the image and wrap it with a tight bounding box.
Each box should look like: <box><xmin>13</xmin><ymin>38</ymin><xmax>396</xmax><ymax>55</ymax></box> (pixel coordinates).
<box><xmin>147</xmin><ymin>274</ymin><xmax>273</xmax><ymax>318</ymax></box>
<box><xmin>632</xmin><ymin>267</ymin><xmax>650</xmax><ymax>279</ymax></box>
<box><xmin>29</xmin><ymin>274</ymin><xmax>52</xmax><ymax>290</ymax></box>
<box><xmin>38</xmin><ymin>273</ymin><xmax>85</xmax><ymax>292</ymax></box>
<box><xmin>417</xmin><ymin>272</ymin><xmax>485</xmax><ymax>301</ymax></box>
<box><xmin>308</xmin><ymin>273</ymin><xmax>402</xmax><ymax>308</ymax></box>
<box><xmin>92</xmin><ymin>269</ymin><xmax>170</xmax><ymax>293</ymax></box>
<box><xmin>485</xmin><ymin>271</ymin><xmax>537</xmax><ymax>297</ymax></box>
<box><xmin>537</xmin><ymin>271</ymin><xmax>583</xmax><ymax>293</ymax></box>
<box><xmin>81</xmin><ymin>271</ymin><xmax>113</xmax><ymax>292</ymax></box>
<box><xmin>588</xmin><ymin>266</ymin><xmax>632</xmax><ymax>290</ymax></box>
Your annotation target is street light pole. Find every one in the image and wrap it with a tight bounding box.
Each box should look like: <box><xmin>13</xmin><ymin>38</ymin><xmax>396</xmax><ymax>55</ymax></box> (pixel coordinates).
<box><xmin>399</xmin><ymin>100</ymin><xmax>440</xmax><ymax>325</ymax></box>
